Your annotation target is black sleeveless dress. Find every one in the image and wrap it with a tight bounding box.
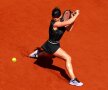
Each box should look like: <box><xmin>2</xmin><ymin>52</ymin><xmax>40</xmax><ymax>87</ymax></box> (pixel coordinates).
<box><xmin>41</xmin><ymin>19</ymin><xmax>66</xmax><ymax>54</ymax></box>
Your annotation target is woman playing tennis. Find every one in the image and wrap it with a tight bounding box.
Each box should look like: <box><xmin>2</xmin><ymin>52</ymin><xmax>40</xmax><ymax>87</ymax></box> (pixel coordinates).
<box><xmin>29</xmin><ymin>7</ymin><xmax>83</xmax><ymax>86</ymax></box>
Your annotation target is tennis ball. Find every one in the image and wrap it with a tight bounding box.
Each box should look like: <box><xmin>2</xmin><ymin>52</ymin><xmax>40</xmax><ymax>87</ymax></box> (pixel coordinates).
<box><xmin>12</xmin><ymin>57</ymin><xmax>17</xmax><ymax>62</ymax></box>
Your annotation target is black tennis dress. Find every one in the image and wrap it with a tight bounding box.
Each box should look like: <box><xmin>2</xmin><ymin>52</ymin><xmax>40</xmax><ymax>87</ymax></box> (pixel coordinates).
<box><xmin>41</xmin><ymin>19</ymin><xmax>66</xmax><ymax>54</ymax></box>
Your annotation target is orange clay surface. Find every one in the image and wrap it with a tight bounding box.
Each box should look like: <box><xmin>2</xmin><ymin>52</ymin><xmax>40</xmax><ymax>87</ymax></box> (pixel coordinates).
<box><xmin>0</xmin><ymin>0</ymin><xmax>108</xmax><ymax>90</ymax></box>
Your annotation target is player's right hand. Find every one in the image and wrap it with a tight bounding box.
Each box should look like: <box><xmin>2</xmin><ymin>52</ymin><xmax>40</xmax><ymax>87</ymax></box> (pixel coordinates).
<box><xmin>75</xmin><ymin>10</ymin><xmax>80</xmax><ymax>15</ymax></box>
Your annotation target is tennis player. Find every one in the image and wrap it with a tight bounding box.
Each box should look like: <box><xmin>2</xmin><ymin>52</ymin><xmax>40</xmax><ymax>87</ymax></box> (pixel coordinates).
<box><xmin>29</xmin><ymin>7</ymin><xmax>83</xmax><ymax>86</ymax></box>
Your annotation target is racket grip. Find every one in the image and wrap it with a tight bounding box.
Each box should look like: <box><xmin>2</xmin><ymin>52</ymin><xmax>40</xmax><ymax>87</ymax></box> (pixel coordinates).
<box><xmin>72</xmin><ymin>11</ymin><xmax>76</xmax><ymax>16</ymax></box>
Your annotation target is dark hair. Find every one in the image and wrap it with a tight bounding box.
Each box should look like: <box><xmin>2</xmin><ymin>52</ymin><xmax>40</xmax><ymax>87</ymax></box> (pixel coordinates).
<box><xmin>52</xmin><ymin>7</ymin><xmax>61</xmax><ymax>18</ymax></box>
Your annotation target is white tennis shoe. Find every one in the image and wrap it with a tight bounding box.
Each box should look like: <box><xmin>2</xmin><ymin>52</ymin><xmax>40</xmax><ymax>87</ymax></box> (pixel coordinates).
<box><xmin>29</xmin><ymin>49</ymin><xmax>39</xmax><ymax>58</ymax></box>
<box><xmin>69</xmin><ymin>78</ymin><xmax>83</xmax><ymax>86</ymax></box>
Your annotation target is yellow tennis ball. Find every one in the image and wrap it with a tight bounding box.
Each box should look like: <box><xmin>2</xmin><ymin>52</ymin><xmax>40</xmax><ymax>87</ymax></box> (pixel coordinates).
<box><xmin>12</xmin><ymin>57</ymin><xmax>17</xmax><ymax>62</ymax></box>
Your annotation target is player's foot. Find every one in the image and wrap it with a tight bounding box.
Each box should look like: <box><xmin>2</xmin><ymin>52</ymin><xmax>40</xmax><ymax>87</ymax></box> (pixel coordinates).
<box><xmin>29</xmin><ymin>47</ymin><xmax>42</xmax><ymax>58</ymax></box>
<box><xmin>29</xmin><ymin>49</ymin><xmax>39</xmax><ymax>58</ymax></box>
<box><xmin>69</xmin><ymin>78</ymin><xmax>83</xmax><ymax>86</ymax></box>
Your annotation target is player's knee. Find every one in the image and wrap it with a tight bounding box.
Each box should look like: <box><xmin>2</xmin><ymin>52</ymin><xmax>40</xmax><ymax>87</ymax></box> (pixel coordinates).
<box><xmin>65</xmin><ymin>55</ymin><xmax>72</xmax><ymax>62</ymax></box>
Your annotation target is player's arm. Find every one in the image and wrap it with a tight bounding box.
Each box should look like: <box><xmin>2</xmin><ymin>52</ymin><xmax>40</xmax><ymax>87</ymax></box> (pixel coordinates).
<box><xmin>66</xmin><ymin>11</ymin><xmax>78</xmax><ymax>31</ymax></box>
<box><xmin>66</xmin><ymin>22</ymin><xmax>74</xmax><ymax>31</ymax></box>
<box><xmin>54</xmin><ymin>10</ymin><xmax>79</xmax><ymax>27</ymax></box>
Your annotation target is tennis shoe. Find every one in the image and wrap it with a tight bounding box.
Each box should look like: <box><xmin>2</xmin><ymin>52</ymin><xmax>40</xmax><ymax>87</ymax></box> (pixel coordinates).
<box><xmin>69</xmin><ymin>78</ymin><xmax>83</xmax><ymax>86</ymax></box>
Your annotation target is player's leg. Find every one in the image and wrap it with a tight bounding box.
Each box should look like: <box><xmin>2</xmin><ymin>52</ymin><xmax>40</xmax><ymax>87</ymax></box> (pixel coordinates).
<box><xmin>53</xmin><ymin>48</ymin><xmax>83</xmax><ymax>86</ymax></box>
<box><xmin>53</xmin><ymin>48</ymin><xmax>75</xmax><ymax>79</ymax></box>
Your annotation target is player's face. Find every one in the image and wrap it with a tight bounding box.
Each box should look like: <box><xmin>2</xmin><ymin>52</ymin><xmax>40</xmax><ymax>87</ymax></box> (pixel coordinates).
<box><xmin>63</xmin><ymin>11</ymin><xmax>71</xmax><ymax>20</ymax></box>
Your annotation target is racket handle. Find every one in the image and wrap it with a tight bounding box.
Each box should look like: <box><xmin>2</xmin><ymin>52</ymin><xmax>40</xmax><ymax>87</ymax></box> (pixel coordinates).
<box><xmin>72</xmin><ymin>12</ymin><xmax>76</xmax><ymax>16</ymax></box>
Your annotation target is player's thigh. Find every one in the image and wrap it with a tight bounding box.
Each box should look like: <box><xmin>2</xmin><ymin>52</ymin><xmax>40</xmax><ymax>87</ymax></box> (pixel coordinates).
<box><xmin>53</xmin><ymin>48</ymin><xmax>71</xmax><ymax>60</ymax></box>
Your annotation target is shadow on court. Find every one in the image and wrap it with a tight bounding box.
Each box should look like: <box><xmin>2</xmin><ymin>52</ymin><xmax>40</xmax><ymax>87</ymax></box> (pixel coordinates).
<box><xmin>34</xmin><ymin>55</ymin><xmax>71</xmax><ymax>81</ymax></box>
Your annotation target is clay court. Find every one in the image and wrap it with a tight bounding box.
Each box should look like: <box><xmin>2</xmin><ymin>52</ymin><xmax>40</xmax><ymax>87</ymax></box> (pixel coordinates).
<box><xmin>0</xmin><ymin>0</ymin><xmax>108</xmax><ymax>90</ymax></box>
